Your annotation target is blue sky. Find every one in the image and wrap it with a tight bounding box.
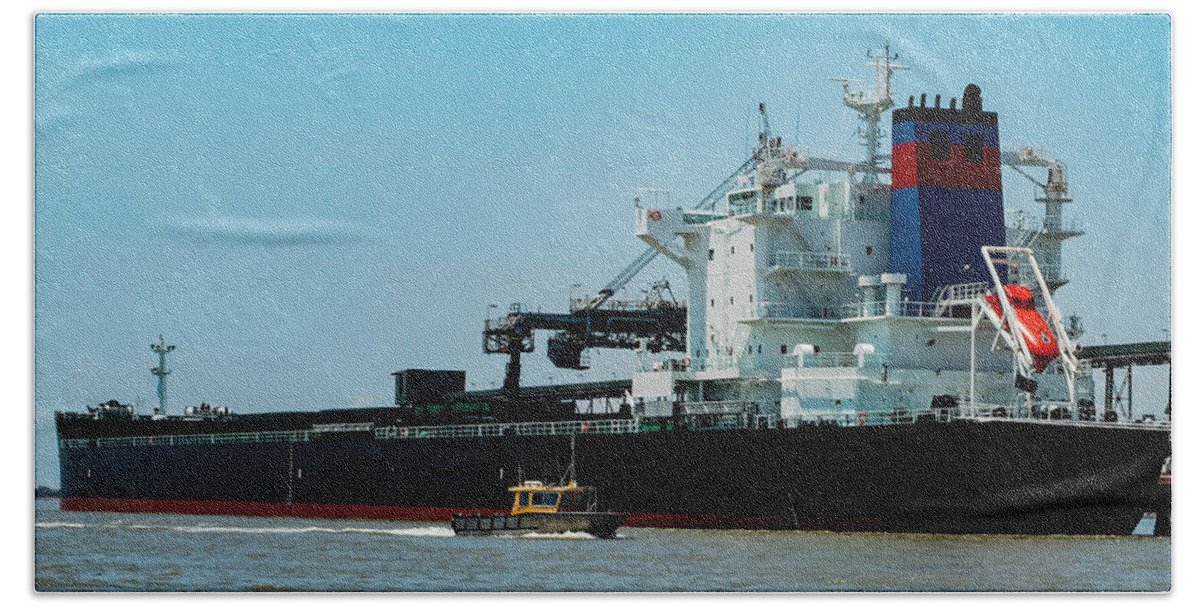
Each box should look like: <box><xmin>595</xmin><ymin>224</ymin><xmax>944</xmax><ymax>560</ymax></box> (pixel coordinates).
<box><xmin>33</xmin><ymin>13</ymin><xmax>1171</xmax><ymax>486</ymax></box>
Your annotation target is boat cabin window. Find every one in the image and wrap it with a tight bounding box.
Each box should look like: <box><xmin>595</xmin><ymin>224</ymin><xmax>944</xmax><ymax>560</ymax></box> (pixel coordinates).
<box><xmin>519</xmin><ymin>492</ymin><xmax>530</xmax><ymax>507</ymax></box>
<box><xmin>556</xmin><ymin>489</ymin><xmax>596</xmax><ymax>512</ymax></box>
<box><xmin>531</xmin><ymin>491</ymin><xmax>560</xmax><ymax>507</ymax></box>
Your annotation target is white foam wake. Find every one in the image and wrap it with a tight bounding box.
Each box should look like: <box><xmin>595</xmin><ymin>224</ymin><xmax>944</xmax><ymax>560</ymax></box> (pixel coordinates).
<box><xmin>517</xmin><ymin>530</ymin><xmax>599</xmax><ymax>540</ymax></box>
<box><xmin>173</xmin><ymin>524</ymin><xmax>456</xmax><ymax>537</ymax></box>
<box><xmin>362</xmin><ymin>526</ymin><xmax>456</xmax><ymax>537</ymax></box>
<box><xmin>38</xmin><ymin>519</ymin><xmax>457</xmax><ymax>538</ymax></box>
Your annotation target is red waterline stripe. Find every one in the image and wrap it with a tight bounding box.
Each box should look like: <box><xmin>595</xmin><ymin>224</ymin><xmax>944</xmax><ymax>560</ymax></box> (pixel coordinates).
<box><xmin>59</xmin><ymin>497</ymin><xmax>888</xmax><ymax>530</ymax></box>
<box><xmin>60</xmin><ymin>498</ymin><xmax>505</xmax><ymax>522</ymax></box>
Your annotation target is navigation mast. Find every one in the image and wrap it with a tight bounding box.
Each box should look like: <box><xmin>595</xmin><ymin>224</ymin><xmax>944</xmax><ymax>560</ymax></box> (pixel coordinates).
<box><xmin>150</xmin><ymin>335</ymin><xmax>175</xmax><ymax>416</ymax></box>
<box><xmin>830</xmin><ymin>42</ymin><xmax>909</xmax><ymax>182</ymax></box>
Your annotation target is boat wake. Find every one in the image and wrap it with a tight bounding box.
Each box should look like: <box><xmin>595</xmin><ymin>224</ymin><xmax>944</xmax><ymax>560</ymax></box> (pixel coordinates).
<box><xmin>517</xmin><ymin>530</ymin><xmax>601</xmax><ymax>540</ymax></box>
<box><xmin>38</xmin><ymin>520</ymin><xmax>456</xmax><ymax>537</ymax></box>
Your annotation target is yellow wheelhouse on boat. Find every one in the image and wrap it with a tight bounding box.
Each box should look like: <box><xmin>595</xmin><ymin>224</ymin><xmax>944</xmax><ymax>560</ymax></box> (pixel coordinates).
<box><xmin>508</xmin><ymin>480</ymin><xmax>599</xmax><ymax>516</ymax></box>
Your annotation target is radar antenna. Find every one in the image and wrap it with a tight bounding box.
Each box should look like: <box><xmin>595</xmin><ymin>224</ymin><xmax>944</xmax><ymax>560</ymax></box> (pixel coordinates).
<box><xmin>150</xmin><ymin>335</ymin><xmax>175</xmax><ymax>416</ymax></box>
<box><xmin>830</xmin><ymin>42</ymin><xmax>909</xmax><ymax>182</ymax></box>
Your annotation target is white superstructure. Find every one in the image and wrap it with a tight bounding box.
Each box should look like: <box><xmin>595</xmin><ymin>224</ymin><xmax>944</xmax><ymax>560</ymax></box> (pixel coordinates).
<box><xmin>627</xmin><ymin>49</ymin><xmax>1091</xmax><ymax>428</ymax></box>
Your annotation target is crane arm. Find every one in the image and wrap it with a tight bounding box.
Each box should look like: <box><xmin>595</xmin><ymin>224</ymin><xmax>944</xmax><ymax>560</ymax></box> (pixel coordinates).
<box><xmin>582</xmin><ymin>155</ymin><xmax>758</xmax><ymax>310</ymax></box>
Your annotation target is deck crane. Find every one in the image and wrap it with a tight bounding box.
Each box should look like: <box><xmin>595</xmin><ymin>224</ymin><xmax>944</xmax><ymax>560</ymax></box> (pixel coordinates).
<box><xmin>999</xmin><ymin>148</ymin><xmax>1082</xmax><ymax>294</ymax></box>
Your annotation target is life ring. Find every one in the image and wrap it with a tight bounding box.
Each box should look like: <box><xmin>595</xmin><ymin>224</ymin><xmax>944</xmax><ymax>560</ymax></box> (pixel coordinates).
<box><xmin>858</xmin><ymin>412</ymin><xmax>867</xmax><ymax>426</ymax></box>
<box><xmin>401</xmin><ymin>428</ymin><xmax>409</xmax><ymax>437</ymax></box>
<box><xmin>648</xmin><ymin>209</ymin><xmax>662</xmax><ymax>221</ymax></box>
<box><xmin>680</xmin><ymin>357</ymin><xmax>691</xmax><ymax>369</ymax></box>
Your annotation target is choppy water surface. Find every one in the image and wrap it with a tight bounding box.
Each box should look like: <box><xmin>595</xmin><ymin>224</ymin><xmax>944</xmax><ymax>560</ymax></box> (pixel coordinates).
<box><xmin>34</xmin><ymin>501</ymin><xmax>1169</xmax><ymax>592</ymax></box>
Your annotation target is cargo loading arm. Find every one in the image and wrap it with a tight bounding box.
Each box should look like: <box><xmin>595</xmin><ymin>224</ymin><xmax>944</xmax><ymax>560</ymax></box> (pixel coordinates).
<box><xmin>483</xmin><ymin>299</ymin><xmax>687</xmax><ymax>399</ymax></box>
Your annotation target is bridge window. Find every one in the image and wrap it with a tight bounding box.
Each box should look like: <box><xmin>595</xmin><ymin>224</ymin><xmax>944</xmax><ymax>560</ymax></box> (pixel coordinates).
<box><xmin>931</xmin><ymin>130</ymin><xmax>950</xmax><ymax>161</ymax></box>
<box><xmin>708</xmin><ymin>249</ymin><xmax>714</xmax><ymax>260</ymax></box>
<box><xmin>781</xmin><ymin>344</ymin><xmax>788</xmax><ymax>354</ymax></box>
<box><xmin>964</xmin><ymin>132</ymin><xmax>984</xmax><ymax>163</ymax></box>
<box><xmin>731</xmin><ymin>246</ymin><xmax>735</xmax><ymax>255</ymax></box>
<box><xmin>866</xmin><ymin>246</ymin><xmax>873</xmax><ymax>255</ymax></box>
<box><xmin>519</xmin><ymin>492</ymin><xmax>530</xmax><ymax>507</ymax></box>
<box><xmin>800</xmin><ymin>196</ymin><xmax>813</xmax><ymax>211</ymax></box>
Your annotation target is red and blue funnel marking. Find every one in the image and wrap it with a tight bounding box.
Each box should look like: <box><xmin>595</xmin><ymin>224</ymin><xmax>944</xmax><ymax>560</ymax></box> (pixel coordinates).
<box><xmin>889</xmin><ymin>85</ymin><xmax>1007</xmax><ymax>301</ymax></box>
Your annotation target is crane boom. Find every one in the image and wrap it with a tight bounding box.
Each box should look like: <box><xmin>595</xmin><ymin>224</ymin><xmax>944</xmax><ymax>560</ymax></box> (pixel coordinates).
<box><xmin>581</xmin><ymin>155</ymin><xmax>759</xmax><ymax>310</ymax></box>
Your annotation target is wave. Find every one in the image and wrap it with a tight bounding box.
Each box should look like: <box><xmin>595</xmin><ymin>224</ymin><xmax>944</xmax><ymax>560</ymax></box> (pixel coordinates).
<box><xmin>34</xmin><ymin>522</ymin><xmax>88</xmax><ymax>528</ymax></box>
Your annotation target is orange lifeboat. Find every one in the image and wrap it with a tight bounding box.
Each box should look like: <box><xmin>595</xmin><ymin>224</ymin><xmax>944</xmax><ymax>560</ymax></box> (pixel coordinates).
<box><xmin>984</xmin><ymin>285</ymin><xmax>1059</xmax><ymax>372</ymax></box>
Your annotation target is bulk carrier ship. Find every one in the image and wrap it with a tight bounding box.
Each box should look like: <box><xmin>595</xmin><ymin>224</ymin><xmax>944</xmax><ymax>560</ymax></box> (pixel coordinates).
<box><xmin>55</xmin><ymin>47</ymin><xmax>1171</xmax><ymax>536</ymax></box>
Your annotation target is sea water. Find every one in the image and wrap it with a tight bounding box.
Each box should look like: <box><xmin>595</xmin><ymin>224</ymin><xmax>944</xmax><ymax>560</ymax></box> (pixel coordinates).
<box><xmin>33</xmin><ymin>500</ymin><xmax>1170</xmax><ymax>592</ymax></box>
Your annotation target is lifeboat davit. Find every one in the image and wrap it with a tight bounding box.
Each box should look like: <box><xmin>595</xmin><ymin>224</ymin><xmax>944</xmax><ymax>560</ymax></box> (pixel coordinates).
<box><xmin>984</xmin><ymin>285</ymin><xmax>1060</xmax><ymax>373</ymax></box>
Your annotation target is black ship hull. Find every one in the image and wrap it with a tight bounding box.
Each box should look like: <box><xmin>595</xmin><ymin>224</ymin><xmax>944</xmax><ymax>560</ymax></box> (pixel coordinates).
<box><xmin>58</xmin><ymin>419</ymin><xmax>1170</xmax><ymax>536</ymax></box>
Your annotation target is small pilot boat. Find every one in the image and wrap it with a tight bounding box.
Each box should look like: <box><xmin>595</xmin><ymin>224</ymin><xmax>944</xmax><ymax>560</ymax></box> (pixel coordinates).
<box><xmin>450</xmin><ymin>480</ymin><xmax>628</xmax><ymax>539</ymax></box>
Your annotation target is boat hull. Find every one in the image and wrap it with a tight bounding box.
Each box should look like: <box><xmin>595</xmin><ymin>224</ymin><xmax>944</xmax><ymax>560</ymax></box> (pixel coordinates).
<box><xmin>57</xmin><ymin>419</ymin><xmax>1171</xmax><ymax>536</ymax></box>
<box><xmin>450</xmin><ymin>512</ymin><xmax>627</xmax><ymax>538</ymax></box>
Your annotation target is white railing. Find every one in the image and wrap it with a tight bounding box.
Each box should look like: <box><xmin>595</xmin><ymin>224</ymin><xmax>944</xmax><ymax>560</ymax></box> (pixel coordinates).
<box><xmin>756</xmin><ymin>301</ymin><xmax>842</xmax><ymax>320</ymax></box>
<box><xmin>786</xmin><ymin>351</ymin><xmax>882</xmax><ymax>369</ymax></box>
<box><xmin>375</xmin><ymin>418</ymin><xmax>642</xmax><ymax>440</ymax></box>
<box><xmin>932</xmin><ymin>282</ymin><xmax>991</xmax><ymax>304</ymax></box>
<box><xmin>678</xmin><ymin>400</ymin><xmax>755</xmax><ymax>415</ymax></box>
<box><xmin>78</xmin><ymin>430</ymin><xmax>313</xmax><ymax>449</ymax></box>
<box><xmin>842</xmin><ymin>300</ymin><xmax>960</xmax><ymax>320</ymax></box>
<box><xmin>691</xmin><ymin>353</ymin><xmax>781</xmax><ymax>374</ymax></box>
<box><xmin>568</xmin><ymin>297</ymin><xmax>661</xmax><ymax>312</ymax></box>
<box><xmin>766</xmin><ymin>251</ymin><xmax>852</xmax><ymax>272</ymax></box>
<box><xmin>842</xmin><ymin>300</ymin><xmax>886</xmax><ymax>318</ymax></box>
<box><xmin>639</xmin><ymin>358</ymin><xmax>695</xmax><ymax>373</ymax></box>
<box><xmin>62</xmin><ymin>403</ymin><xmax>1170</xmax><ymax>451</ymax></box>
<box><xmin>1007</xmin><ymin>213</ymin><xmax>1084</xmax><ymax>235</ymax></box>
<box><xmin>948</xmin><ymin>403</ymin><xmax>1170</xmax><ymax>429</ymax></box>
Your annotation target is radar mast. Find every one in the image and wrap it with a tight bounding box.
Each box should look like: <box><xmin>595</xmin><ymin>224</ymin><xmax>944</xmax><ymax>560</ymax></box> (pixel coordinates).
<box><xmin>830</xmin><ymin>42</ymin><xmax>909</xmax><ymax>182</ymax></box>
<box><xmin>150</xmin><ymin>335</ymin><xmax>175</xmax><ymax>416</ymax></box>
